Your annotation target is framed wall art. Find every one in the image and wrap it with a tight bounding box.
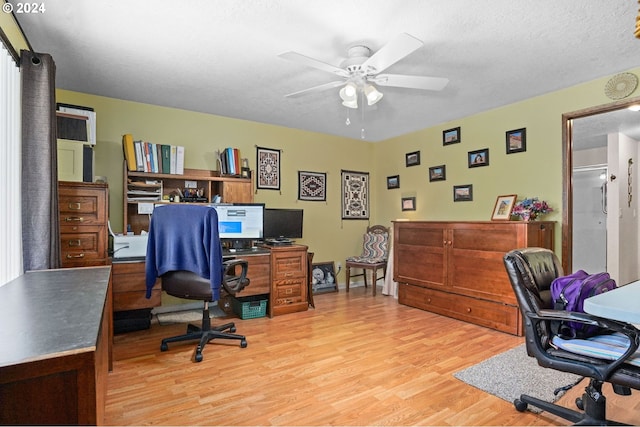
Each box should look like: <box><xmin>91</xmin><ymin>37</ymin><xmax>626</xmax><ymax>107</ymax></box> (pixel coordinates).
<box><xmin>443</xmin><ymin>127</ymin><xmax>461</xmax><ymax>145</ymax></box>
<box><xmin>401</xmin><ymin>196</ymin><xmax>416</xmax><ymax>211</ymax></box>
<box><xmin>341</xmin><ymin>170</ymin><xmax>369</xmax><ymax>220</ymax></box>
<box><xmin>428</xmin><ymin>165</ymin><xmax>446</xmax><ymax>182</ymax></box>
<box><xmin>453</xmin><ymin>184</ymin><xmax>473</xmax><ymax>202</ymax></box>
<box><xmin>311</xmin><ymin>262</ymin><xmax>338</xmax><ymax>294</ymax></box>
<box><xmin>298</xmin><ymin>171</ymin><xmax>326</xmax><ymax>201</ymax></box>
<box><xmin>491</xmin><ymin>194</ymin><xmax>517</xmax><ymax>221</ymax></box>
<box><xmin>468</xmin><ymin>148</ymin><xmax>489</xmax><ymax>168</ymax></box>
<box><xmin>405</xmin><ymin>151</ymin><xmax>420</xmax><ymax>167</ymax></box>
<box><xmin>387</xmin><ymin>175</ymin><xmax>400</xmax><ymax>189</ymax></box>
<box><xmin>256</xmin><ymin>146</ymin><xmax>280</xmax><ymax>190</ymax></box>
<box><xmin>506</xmin><ymin>128</ymin><xmax>527</xmax><ymax>154</ymax></box>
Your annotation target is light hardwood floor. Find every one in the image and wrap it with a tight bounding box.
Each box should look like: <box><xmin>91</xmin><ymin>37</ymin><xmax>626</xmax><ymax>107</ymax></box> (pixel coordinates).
<box><xmin>106</xmin><ymin>287</ymin><xmax>640</xmax><ymax>425</ymax></box>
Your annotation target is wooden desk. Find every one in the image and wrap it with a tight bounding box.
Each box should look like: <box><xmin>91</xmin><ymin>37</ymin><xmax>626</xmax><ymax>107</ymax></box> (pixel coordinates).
<box><xmin>0</xmin><ymin>266</ymin><xmax>112</xmax><ymax>425</ymax></box>
<box><xmin>584</xmin><ymin>280</ymin><xmax>640</xmax><ymax>324</ymax></box>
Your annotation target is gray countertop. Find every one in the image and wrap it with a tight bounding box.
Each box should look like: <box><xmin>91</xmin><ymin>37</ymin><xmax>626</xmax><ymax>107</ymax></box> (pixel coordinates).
<box><xmin>0</xmin><ymin>266</ymin><xmax>111</xmax><ymax>368</ymax></box>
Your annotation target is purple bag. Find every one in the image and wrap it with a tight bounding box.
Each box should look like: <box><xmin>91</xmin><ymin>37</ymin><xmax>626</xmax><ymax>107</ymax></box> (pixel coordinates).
<box><xmin>550</xmin><ymin>270</ymin><xmax>617</xmax><ymax>338</ymax></box>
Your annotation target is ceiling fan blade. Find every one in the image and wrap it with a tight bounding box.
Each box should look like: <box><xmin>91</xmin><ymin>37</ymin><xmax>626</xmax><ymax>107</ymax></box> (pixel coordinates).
<box><xmin>361</xmin><ymin>33</ymin><xmax>424</xmax><ymax>74</ymax></box>
<box><xmin>371</xmin><ymin>74</ymin><xmax>449</xmax><ymax>91</ymax></box>
<box><xmin>284</xmin><ymin>80</ymin><xmax>346</xmax><ymax>98</ymax></box>
<box><xmin>279</xmin><ymin>51</ymin><xmax>349</xmax><ymax>78</ymax></box>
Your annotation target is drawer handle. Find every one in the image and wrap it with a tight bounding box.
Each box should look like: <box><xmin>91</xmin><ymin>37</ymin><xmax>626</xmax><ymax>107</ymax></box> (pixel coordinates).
<box><xmin>66</xmin><ymin>253</ymin><xmax>85</xmax><ymax>259</ymax></box>
<box><xmin>68</xmin><ymin>202</ymin><xmax>81</xmax><ymax>210</ymax></box>
<box><xmin>427</xmin><ymin>298</ymin><xmax>432</xmax><ymax>303</ymax></box>
<box><xmin>64</xmin><ymin>216</ymin><xmax>84</xmax><ymax>222</ymax></box>
<box><xmin>68</xmin><ymin>239</ymin><xmax>81</xmax><ymax>247</ymax></box>
<box><xmin>466</xmin><ymin>307</ymin><xmax>472</xmax><ymax>313</ymax></box>
<box><xmin>285</xmin><ymin>288</ymin><xmax>292</xmax><ymax>294</ymax></box>
<box><xmin>284</xmin><ymin>272</ymin><xmax>294</xmax><ymax>277</ymax></box>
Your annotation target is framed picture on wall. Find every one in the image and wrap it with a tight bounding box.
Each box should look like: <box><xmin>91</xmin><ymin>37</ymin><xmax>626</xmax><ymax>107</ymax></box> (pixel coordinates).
<box><xmin>387</xmin><ymin>175</ymin><xmax>400</xmax><ymax>189</ymax></box>
<box><xmin>453</xmin><ymin>184</ymin><xmax>473</xmax><ymax>202</ymax></box>
<box><xmin>401</xmin><ymin>196</ymin><xmax>416</xmax><ymax>211</ymax></box>
<box><xmin>468</xmin><ymin>148</ymin><xmax>489</xmax><ymax>168</ymax></box>
<box><xmin>506</xmin><ymin>128</ymin><xmax>527</xmax><ymax>154</ymax></box>
<box><xmin>443</xmin><ymin>127</ymin><xmax>461</xmax><ymax>145</ymax></box>
<box><xmin>405</xmin><ymin>151</ymin><xmax>420</xmax><ymax>167</ymax></box>
<box><xmin>428</xmin><ymin>165</ymin><xmax>446</xmax><ymax>182</ymax></box>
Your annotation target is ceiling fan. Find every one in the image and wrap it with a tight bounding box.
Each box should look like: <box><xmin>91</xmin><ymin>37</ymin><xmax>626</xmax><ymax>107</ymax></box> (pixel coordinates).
<box><xmin>278</xmin><ymin>33</ymin><xmax>449</xmax><ymax>109</ymax></box>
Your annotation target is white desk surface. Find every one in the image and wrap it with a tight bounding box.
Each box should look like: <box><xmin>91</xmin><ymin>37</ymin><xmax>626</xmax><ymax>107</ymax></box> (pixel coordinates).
<box><xmin>583</xmin><ymin>280</ymin><xmax>640</xmax><ymax>324</ymax></box>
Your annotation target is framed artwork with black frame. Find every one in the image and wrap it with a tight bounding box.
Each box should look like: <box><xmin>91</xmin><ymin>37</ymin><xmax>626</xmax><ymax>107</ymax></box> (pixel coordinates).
<box><xmin>428</xmin><ymin>165</ymin><xmax>446</xmax><ymax>182</ymax></box>
<box><xmin>506</xmin><ymin>128</ymin><xmax>527</xmax><ymax>154</ymax></box>
<box><xmin>387</xmin><ymin>175</ymin><xmax>400</xmax><ymax>189</ymax></box>
<box><xmin>468</xmin><ymin>148</ymin><xmax>489</xmax><ymax>168</ymax></box>
<box><xmin>443</xmin><ymin>127</ymin><xmax>461</xmax><ymax>145</ymax></box>
<box><xmin>311</xmin><ymin>262</ymin><xmax>338</xmax><ymax>294</ymax></box>
<box><xmin>341</xmin><ymin>170</ymin><xmax>369</xmax><ymax>220</ymax></box>
<box><xmin>401</xmin><ymin>196</ymin><xmax>416</xmax><ymax>211</ymax></box>
<box><xmin>491</xmin><ymin>194</ymin><xmax>517</xmax><ymax>221</ymax></box>
<box><xmin>405</xmin><ymin>151</ymin><xmax>420</xmax><ymax>167</ymax></box>
<box><xmin>453</xmin><ymin>184</ymin><xmax>473</xmax><ymax>202</ymax></box>
<box><xmin>256</xmin><ymin>146</ymin><xmax>281</xmax><ymax>190</ymax></box>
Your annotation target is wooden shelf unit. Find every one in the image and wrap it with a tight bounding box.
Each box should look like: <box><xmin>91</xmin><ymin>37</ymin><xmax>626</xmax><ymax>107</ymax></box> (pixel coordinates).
<box><xmin>393</xmin><ymin>221</ymin><xmax>554</xmax><ymax>336</ymax></box>
<box><xmin>123</xmin><ymin>163</ymin><xmax>253</xmax><ymax>235</ymax></box>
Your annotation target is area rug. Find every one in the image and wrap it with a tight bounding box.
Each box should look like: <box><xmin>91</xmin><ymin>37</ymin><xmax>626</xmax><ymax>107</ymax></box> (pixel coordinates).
<box><xmin>156</xmin><ymin>305</ymin><xmax>227</xmax><ymax>325</ymax></box>
<box><xmin>453</xmin><ymin>344</ymin><xmax>583</xmax><ymax>413</ymax></box>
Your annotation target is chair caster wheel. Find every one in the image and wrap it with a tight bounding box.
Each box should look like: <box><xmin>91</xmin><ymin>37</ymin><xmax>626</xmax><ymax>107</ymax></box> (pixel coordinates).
<box><xmin>575</xmin><ymin>397</ymin><xmax>584</xmax><ymax>410</ymax></box>
<box><xmin>160</xmin><ymin>343</ymin><xmax>168</xmax><ymax>352</ymax></box>
<box><xmin>514</xmin><ymin>399</ymin><xmax>528</xmax><ymax>412</ymax></box>
<box><xmin>194</xmin><ymin>353</ymin><xmax>203</xmax><ymax>363</ymax></box>
<box><xmin>240</xmin><ymin>339</ymin><xmax>248</xmax><ymax>348</ymax></box>
<box><xmin>230</xmin><ymin>326</ymin><xmax>236</xmax><ymax>333</ymax></box>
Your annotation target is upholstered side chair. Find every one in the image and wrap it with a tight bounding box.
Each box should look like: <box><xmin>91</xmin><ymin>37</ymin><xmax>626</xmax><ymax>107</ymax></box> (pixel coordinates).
<box><xmin>345</xmin><ymin>224</ymin><xmax>389</xmax><ymax>296</ymax></box>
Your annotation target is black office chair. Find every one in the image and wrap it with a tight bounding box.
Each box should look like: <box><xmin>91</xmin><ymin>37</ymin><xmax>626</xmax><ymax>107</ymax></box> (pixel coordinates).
<box><xmin>146</xmin><ymin>204</ymin><xmax>250</xmax><ymax>362</ymax></box>
<box><xmin>503</xmin><ymin>248</ymin><xmax>640</xmax><ymax>425</ymax></box>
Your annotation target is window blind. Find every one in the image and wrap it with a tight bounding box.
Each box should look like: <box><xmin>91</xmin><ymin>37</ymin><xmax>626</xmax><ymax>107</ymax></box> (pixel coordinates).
<box><xmin>0</xmin><ymin>42</ymin><xmax>22</xmax><ymax>286</ymax></box>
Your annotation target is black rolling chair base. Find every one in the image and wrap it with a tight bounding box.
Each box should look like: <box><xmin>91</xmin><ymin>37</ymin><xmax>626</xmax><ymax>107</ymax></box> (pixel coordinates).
<box><xmin>514</xmin><ymin>380</ymin><xmax>631</xmax><ymax>425</ymax></box>
<box><xmin>160</xmin><ymin>310</ymin><xmax>248</xmax><ymax>362</ymax></box>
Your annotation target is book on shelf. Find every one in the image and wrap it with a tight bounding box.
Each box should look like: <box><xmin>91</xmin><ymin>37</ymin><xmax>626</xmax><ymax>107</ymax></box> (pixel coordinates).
<box><xmin>218</xmin><ymin>147</ymin><xmax>242</xmax><ymax>176</ymax></box>
<box><xmin>122</xmin><ymin>135</ymin><xmax>185</xmax><ymax>175</ymax></box>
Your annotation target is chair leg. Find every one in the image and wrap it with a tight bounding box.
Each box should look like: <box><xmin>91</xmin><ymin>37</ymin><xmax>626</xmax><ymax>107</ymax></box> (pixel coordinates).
<box><xmin>346</xmin><ymin>265</ymin><xmax>351</xmax><ymax>292</ymax></box>
<box><xmin>363</xmin><ymin>267</ymin><xmax>368</xmax><ymax>288</ymax></box>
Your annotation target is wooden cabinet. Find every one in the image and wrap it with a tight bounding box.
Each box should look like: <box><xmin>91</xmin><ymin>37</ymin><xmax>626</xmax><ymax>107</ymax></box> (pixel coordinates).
<box><xmin>112</xmin><ymin>260</ymin><xmax>161</xmax><ymax>311</ymax></box>
<box><xmin>394</xmin><ymin>221</ymin><xmax>554</xmax><ymax>336</ymax></box>
<box><xmin>58</xmin><ymin>181</ymin><xmax>109</xmax><ymax>267</ymax></box>
<box><xmin>123</xmin><ymin>164</ymin><xmax>253</xmax><ymax>235</ymax></box>
<box><xmin>269</xmin><ymin>245</ymin><xmax>309</xmax><ymax>317</ymax></box>
<box><xmin>229</xmin><ymin>251</ymin><xmax>271</xmax><ymax>297</ymax></box>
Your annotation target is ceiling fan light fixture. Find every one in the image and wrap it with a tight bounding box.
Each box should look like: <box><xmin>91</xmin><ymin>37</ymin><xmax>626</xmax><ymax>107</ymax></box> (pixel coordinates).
<box><xmin>339</xmin><ymin>83</ymin><xmax>358</xmax><ymax>102</ymax></box>
<box><xmin>364</xmin><ymin>84</ymin><xmax>383</xmax><ymax>105</ymax></box>
<box><xmin>342</xmin><ymin>98</ymin><xmax>358</xmax><ymax>109</ymax></box>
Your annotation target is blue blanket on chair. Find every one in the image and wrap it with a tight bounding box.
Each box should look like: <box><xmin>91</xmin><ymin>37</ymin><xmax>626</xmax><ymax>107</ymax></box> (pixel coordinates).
<box><xmin>145</xmin><ymin>204</ymin><xmax>224</xmax><ymax>301</ymax></box>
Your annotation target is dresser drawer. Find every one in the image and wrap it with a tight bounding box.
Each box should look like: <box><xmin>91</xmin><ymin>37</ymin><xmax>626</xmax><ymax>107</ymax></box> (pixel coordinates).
<box><xmin>59</xmin><ymin>193</ymin><xmax>106</xmax><ymax>225</ymax></box>
<box><xmin>272</xmin><ymin>252</ymin><xmax>305</xmax><ymax>280</ymax></box>
<box><xmin>275</xmin><ymin>283</ymin><xmax>302</xmax><ymax>299</ymax></box>
<box><xmin>60</xmin><ymin>227</ymin><xmax>106</xmax><ymax>263</ymax></box>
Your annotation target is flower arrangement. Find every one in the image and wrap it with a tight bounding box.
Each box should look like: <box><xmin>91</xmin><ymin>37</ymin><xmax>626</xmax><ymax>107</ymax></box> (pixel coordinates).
<box><xmin>511</xmin><ymin>197</ymin><xmax>553</xmax><ymax>221</ymax></box>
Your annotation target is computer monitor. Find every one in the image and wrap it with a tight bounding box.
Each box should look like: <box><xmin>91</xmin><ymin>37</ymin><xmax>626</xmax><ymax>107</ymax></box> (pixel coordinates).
<box><xmin>211</xmin><ymin>203</ymin><xmax>264</xmax><ymax>242</ymax></box>
<box><xmin>263</xmin><ymin>208</ymin><xmax>304</xmax><ymax>240</ymax></box>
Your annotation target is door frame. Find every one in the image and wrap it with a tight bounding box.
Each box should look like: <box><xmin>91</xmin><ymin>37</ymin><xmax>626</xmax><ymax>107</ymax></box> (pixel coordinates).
<box><xmin>561</xmin><ymin>95</ymin><xmax>640</xmax><ymax>273</ymax></box>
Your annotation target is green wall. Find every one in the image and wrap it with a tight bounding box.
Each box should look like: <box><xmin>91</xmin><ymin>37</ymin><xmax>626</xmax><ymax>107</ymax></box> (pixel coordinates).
<box><xmin>57</xmin><ymin>65</ymin><xmax>640</xmax><ymax>282</ymax></box>
<box><xmin>374</xmin><ymin>67</ymin><xmax>640</xmax><ymax>250</ymax></box>
<box><xmin>56</xmin><ymin>90</ymin><xmax>374</xmax><ymax>279</ymax></box>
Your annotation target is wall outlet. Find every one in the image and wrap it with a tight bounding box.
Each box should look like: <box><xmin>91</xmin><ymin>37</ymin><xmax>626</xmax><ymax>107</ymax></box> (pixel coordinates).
<box><xmin>337</xmin><ymin>262</ymin><xmax>342</xmax><ymax>270</ymax></box>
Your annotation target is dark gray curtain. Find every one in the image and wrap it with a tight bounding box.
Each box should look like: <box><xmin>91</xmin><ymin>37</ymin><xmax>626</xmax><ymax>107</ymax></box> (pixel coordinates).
<box><xmin>20</xmin><ymin>50</ymin><xmax>60</xmax><ymax>270</ymax></box>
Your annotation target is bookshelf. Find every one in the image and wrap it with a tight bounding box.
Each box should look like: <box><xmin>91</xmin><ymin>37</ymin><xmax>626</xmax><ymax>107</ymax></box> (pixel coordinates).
<box><xmin>123</xmin><ymin>162</ymin><xmax>253</xmax><ymax>235</ymax></box>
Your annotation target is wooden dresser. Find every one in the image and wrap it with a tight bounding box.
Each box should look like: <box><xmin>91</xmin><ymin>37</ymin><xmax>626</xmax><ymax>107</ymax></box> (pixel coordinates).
<box><xmin>268</xmin><ymin>244</ymin><xmax>309</xmax><ymax>317</ymax></box>
<box><xmin>58</xmin><ymin>181</ymin><xmax>109</xmax><ymax>267</ymax></box>
<box><xmin>393</xmin><ymin>221</ymin><xmax>554</xmax><ymax>336</ymax></box>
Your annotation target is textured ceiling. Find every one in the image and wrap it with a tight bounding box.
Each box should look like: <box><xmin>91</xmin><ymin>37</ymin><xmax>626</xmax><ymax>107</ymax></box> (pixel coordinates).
<box><xmin>9</xmin><ymin>0</ymin><xmax>640</xmax><ymax>142</ymax></box>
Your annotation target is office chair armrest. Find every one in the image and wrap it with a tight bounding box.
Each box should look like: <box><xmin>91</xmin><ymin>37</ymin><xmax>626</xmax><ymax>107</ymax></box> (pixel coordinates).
<box><xmin>536</xmin><ymin>309</ymin><xmax>640</xmax><ymax>378</ymax></box>
<box><xmin>222</xmin><ymin>259</ymin><xmax>250</xmax><ymax>295</ymax></box>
